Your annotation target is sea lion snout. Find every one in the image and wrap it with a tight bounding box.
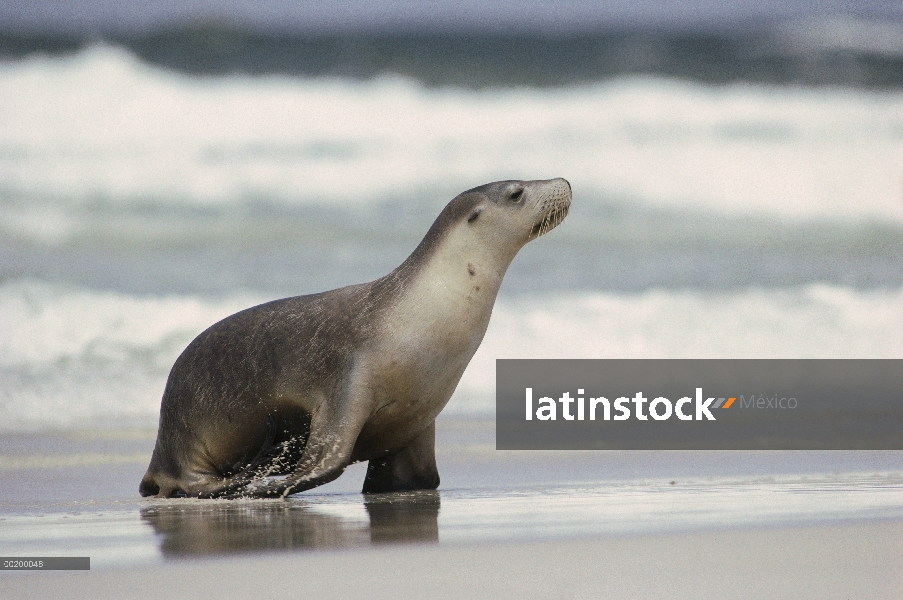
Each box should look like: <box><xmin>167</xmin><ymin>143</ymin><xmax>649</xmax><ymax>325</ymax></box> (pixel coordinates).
<box><xmin>527</xmin><ymin>178</ymin><xmax>571</xmax><ymax>238</ymax></box>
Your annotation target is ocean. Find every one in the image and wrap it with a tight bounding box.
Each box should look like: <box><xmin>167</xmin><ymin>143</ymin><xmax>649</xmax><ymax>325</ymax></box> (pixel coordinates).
<box><xmin>1</xmin><ymin>29</ymin><xmax>902</xmax><ymax>432</ymax></box>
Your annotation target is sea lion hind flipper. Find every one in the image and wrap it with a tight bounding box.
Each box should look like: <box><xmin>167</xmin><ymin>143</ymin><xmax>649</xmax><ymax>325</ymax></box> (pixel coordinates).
<box><xmin>201</xmin><ymin>387</ymin><xmax>370</xmax><ymax>499</ymax></box>
<box><xmin>362</xmin><ymin>421</ymin><xmax>439</xmax><ymax>494</ymax></box>
<box><xmin>209</xmin><ymin>430</ymin><xmax>354</xmax><ymax>499</ymax></box>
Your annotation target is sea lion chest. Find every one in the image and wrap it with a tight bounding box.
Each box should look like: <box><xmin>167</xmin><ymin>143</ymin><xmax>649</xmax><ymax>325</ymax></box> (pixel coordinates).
<box><xmin>361</xmin><ymin>251</ymin><xmax>500</xmax><ymax>430</ymax></box>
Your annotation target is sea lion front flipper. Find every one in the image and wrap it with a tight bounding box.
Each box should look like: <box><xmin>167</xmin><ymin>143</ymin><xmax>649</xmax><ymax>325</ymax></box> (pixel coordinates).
<box><xmin>361</xmin><ymin>421</ymin><xmax>440</xmax><ymax>494</ymax></box>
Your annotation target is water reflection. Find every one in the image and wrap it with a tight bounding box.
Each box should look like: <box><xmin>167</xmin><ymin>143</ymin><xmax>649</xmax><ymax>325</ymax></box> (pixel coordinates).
<box><xmin>140</xmin><ymin>491</ymin><xmax>440</xmax><ymax>557</ymax></box>
<box><xmin>364</xmin><ymin>492</ymin><xmax>440</xmax><ymax>545</ymax></box>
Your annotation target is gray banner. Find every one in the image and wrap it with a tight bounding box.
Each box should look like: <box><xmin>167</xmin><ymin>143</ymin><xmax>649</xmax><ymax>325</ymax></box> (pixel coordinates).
<box><xmin>1</xmin><ymin>557</ymin><xmax>90</xmax><ymax>570</ymax></box>
<box><xmin>496</xmin><ymin>359</ymin><xmax>903</xmax><ymax>450</ymax></box>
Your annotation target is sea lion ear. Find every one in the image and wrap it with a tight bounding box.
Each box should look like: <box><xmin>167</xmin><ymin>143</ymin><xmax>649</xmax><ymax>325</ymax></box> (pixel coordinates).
<box><xmin>467</xmin><ymin>206</ymin><xmax>483</xmax><ymax>222</ymax></box>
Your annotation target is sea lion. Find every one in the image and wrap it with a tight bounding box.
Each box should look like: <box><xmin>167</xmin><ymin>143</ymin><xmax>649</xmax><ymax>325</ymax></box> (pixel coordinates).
<box><xmin>139</xmin><ymin>178</ymin><xmax>571</xmax><ymax>499</ymax></box>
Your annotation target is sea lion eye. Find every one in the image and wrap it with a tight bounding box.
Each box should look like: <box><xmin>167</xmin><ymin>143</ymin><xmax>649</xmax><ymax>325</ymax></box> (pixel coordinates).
<box><xmin>509</xmin><ymin>189</ymin><xmax>523</xmax><ymax>202</ymax></box>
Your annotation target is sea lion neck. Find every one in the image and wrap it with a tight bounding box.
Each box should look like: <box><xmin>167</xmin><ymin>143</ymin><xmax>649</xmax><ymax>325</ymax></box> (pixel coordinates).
<box><xmin>396</xmin><ymin>191</ymin><xmax>487</xmax><ymax>273</ymax></box>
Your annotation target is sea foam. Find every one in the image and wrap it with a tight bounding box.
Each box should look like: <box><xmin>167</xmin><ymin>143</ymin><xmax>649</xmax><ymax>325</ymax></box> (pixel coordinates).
<box><xmin>1</xmin><ymin>45</ymin><xmax>902</xmax><ymax>234</ymax></box>
<box><xmin>0</xmin><ymin>279</ymin><xmax>899</xmax><ymax>429</ymax></box>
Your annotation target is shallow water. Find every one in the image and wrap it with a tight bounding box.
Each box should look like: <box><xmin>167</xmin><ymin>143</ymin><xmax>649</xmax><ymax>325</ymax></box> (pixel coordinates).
<box><xmin>1</xmin><ymin>422</ymin><xmax>901</xmax><ymax>568</ymax></box>
<box><xmin>2</xmin><ymin>473</ymin><xmax>902</xmax><ymax>568</ymax></box>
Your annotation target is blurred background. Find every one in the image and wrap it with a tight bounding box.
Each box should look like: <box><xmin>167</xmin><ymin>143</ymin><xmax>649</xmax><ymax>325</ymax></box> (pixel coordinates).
<box><xmin>1</xmin><ymin>0</ymin><xmax>902</xmax><ymax>430</ymax></box>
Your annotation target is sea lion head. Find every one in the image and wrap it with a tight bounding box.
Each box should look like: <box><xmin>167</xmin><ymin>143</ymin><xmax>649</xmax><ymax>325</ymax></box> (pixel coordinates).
<box><xmin>466</xmin><ymin>178</ymin><xmax>571</xmax><ymax>247</ymax></box>
<box><xmin>398</xmin><ymin>178</ymin><xmax>571</xmax><ymax>280</ymax></box>
<box><xmin>452</xmin><ymin>177</ymin><xmax>571</xmax><ymax>254</ymax></box>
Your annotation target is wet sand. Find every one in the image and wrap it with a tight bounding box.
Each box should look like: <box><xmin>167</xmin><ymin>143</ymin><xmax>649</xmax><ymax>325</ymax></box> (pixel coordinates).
<box><xmin>4</xmin><ymin>521</ymin><xmax>903</xmax><ymax>599</ymax></box>
<box><xmin>1</xmin><ymin>417</ymin><xmax>902</xmax><ymax>597</ymax></box>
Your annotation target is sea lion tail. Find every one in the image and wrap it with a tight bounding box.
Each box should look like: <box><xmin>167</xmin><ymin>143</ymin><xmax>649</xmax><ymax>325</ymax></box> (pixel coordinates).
<box><xmin>139</xmin><ymin>470</ymin><xmax>186</xmax><ymax>498</ymax></box>
<box><xmin>139</xmin><ymin>471</ymin><xmax>160</xmax><ymax>497</ymax></box>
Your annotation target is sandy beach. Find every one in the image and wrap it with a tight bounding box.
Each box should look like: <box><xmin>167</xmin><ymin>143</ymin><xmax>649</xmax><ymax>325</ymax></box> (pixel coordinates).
<box><xmin>2</xmin><ymin>417</ymin><xmax>902</xmax><ymax>597</ymax></box>
<box><xmin>5</xmin><ymin>521</ymin><xmax>903</xmax><ymax>599</ymax></box>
